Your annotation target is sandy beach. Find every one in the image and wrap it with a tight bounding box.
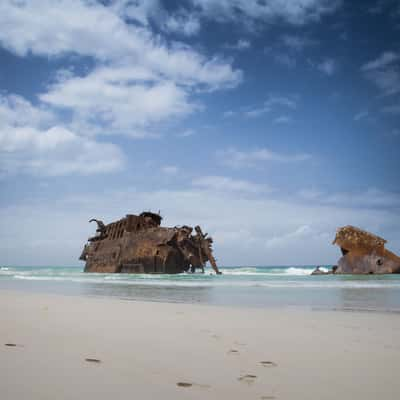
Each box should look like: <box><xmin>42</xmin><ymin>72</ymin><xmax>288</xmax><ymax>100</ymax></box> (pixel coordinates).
<box><xmin>1</xmin><ymin>290</ymin><xmax>399</xmax><ymax>400</ymax></box>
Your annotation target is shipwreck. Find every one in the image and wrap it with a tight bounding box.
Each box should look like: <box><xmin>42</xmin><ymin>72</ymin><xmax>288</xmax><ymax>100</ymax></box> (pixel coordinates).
<box><xmin>332</xmin><ymin>225</ymin><xmax>400</xmax><ymax>274</ymax></box>
<box><xmin>80</xmin><ymin>211</ymin><xmax>221</xmax><ymax>274</ymax></box>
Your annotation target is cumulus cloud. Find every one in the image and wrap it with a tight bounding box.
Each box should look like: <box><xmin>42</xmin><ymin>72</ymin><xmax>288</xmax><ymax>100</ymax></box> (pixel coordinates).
<box><xmin>41</xmin><ymin>66</ymin><xmax>195</xmax><ymax>137</ymax></box>
<box><xmin>0</xmin><ymin>126</ymin><xmax>124</xmax><ymax>177</ymax></box>
<box><xmin>0</xmin><ymin>0</ymin><xmax>242</xmax><ymax>141</ymax></box>
<box><xmin>0</xmin><ymin>1</ymin><xmax>241</xmax><ymax>86</ymax></box>
<box><xmin>162</xmin><ymin>10</ymin><xmax>201</xmax><ymax>36</ymax></box>
<box><xmin>218</xmin><ymin>147</ymin><xmax>311</xmax><ymax>168</ymax></box>
<box><xmin>0</xmin><ymin>94</ymin><xmax>124</xmax><ymax>176</ymax></box>
<box><xmin>192</xmin><ymin>175</ymin><xmax>272</xmax><ymax>194</ymax></box>
<box><xmin>0</xmin><ymin>94</ymin><xmax>55</xmax><ymax>129</ymax></box>
<box><xmin>361</xmin><ymin>51</ymin><xmax>400</xmax><ymax>95</ymax></box>
<box><xmin>111</xmin><ymin>0</ymin><xmax>160</xmax><ymax>26</ymax></box>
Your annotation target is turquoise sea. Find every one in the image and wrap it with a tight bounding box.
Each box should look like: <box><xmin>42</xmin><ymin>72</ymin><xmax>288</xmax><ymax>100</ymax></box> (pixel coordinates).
<box><xmin>1</xmin><ymin>265</ymin><xmax>400</xmax><ymax>311</ymax></box>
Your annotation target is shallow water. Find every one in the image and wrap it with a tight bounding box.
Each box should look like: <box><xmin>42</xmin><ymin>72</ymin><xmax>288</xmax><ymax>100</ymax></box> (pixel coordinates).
<box><xmin>1</xmin><ymin>265</ymin><xmax>400</xmax><ymax>311</ymax></box>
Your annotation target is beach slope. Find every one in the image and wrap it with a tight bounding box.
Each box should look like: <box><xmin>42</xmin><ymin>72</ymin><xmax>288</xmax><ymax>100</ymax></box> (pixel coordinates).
<box><xmin>1</xmin><ymin>291</ymin><xmax>399</xmax><ymax>400</ymax></box>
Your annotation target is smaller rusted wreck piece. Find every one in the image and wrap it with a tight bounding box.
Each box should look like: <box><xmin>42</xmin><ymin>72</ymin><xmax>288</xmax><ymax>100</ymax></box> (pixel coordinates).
<box><xmin>80</xmin><ymin>211</ymin><xmax>221</xmax><ymax>274</ymax></box>
<box><xmin>332</xmin><ymin>225</ymin><xmax>400</xmax><ymax>274</ymax></box>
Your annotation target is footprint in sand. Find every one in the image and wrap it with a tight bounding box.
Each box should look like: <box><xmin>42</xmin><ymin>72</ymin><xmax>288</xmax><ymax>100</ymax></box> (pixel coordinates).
<box><xmin>177</xmin><ymin>382</ymin><xmax>193</xmax><ymax>388</ymax></box>
<box><xmin>238</xmin><ymin>374</ymin><xmax>257</xmax><ymax>385</ymax></box>
<box><xmin>260</xmin><ymin>361</ymin><xmax>277</xmax><ymax>367</ymax></box>
<box><xmin>176</xmin><ymin>382</ymin><xmax>210</xmax><ymax>389</ymax></box>
<box><xmin>85</xmin><ymin>358</ymin><xmax>101</xmax><ymax>363</ymax></box>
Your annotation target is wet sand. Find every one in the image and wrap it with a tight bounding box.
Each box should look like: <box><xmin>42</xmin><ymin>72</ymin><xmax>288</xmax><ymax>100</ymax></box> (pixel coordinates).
<box><xmin>1</xmin><ymin>290</ymin><xmax>399</xmax><ymax>399</ymax></box>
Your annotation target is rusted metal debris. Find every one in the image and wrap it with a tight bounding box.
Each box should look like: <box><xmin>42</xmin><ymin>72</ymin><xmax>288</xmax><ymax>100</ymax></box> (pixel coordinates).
<box><xmin>332</xmin><ymin>225</ymin><xmax>400</xmax><ymax>274</ymax></box>
<box><xmin>80</xmin><ymin>211</ymin><xmax>221</xmax><ymax>274</ymax></box>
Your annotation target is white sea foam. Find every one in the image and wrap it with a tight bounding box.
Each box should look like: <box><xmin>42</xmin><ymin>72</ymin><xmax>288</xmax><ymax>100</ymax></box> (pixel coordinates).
<box><xmin>219</xmin><ymin>267</ymin><xmax>314</xmax><ymax>276</ymax></box>
<box><xmin>10</xmin><ymin>274</ymin><xmax>400</xmax><ymax>289</ymax></box>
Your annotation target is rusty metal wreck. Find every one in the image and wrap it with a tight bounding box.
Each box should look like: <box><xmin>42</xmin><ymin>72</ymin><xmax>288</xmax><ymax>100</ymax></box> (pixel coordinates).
<box><xmin>80</xmin><ymin>211</ymin><xmax>221</xmax><ymax>274</ymax></box>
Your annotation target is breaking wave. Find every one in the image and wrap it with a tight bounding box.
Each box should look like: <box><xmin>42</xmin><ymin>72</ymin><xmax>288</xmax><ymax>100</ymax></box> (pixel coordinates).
<box><xmin>3</xmin><ymin>265</ymin><xmax>400</xmax><ymax>311</ymax></box>
<box><xmin>0</xmin><ymin>265</ymin><xmax>397</xmax><ymax>290</ymax></box>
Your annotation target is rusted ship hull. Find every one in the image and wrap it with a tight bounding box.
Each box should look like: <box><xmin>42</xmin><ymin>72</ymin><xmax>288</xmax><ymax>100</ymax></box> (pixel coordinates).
<box><xmin>333</xmin><ymin>226</ymin><xmax>400</xmax><ymax>274</ymax></box>
<box><xmin>336</xmin><ymin>250</ymin><xmax>400</xmax><ymax>274</ymax></box>
<box><xmin>80</xmin><ymin>212</ymin><xmax>220</xmax><ymax>274</ymax></box>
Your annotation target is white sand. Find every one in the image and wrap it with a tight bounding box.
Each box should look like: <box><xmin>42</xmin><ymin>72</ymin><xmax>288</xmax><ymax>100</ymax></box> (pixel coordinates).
<box><xmin>1</xmin><ymin>290</ymin><xmax>399</xmax><ymax>400</ymax></box>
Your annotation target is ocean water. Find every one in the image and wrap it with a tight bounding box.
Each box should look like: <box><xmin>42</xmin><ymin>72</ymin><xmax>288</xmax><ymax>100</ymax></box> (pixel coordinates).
<box><xmin>1</xmin><ymin>265</ymin><xmax>400</xmax><ymax>311</ymax></box>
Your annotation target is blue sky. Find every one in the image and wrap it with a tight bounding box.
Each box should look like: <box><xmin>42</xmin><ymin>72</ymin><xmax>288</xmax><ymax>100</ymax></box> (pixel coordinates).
<box><xmin>0</xmin><ymin>0</ymin><xmax>399</xmax><ymax>266</ymax></box>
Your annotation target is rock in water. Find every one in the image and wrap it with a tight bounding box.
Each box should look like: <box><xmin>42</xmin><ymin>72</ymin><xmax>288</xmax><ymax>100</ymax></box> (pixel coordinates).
<box><xmin>80</xmin><ymin>211</ymin><xmax>221</xmax><ymax>275</ymax></box>
<box><xmin>333</xmin><ymin>225</ymin><xmax>400</xmax><ymax>274</ymax></box>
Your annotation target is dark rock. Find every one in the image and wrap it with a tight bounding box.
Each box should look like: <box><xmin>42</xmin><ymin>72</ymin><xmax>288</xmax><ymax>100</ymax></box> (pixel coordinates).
<box><xmin>311</xmin><ymin>266</ymin><xmax>328</xmax><ymax>275</ymax></box>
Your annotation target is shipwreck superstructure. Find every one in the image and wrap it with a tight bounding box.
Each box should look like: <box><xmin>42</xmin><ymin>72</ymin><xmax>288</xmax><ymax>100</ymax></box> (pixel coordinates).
<box><xmin>80</xmin><ymin>212</ymin><xmax>221</xmax><ymax>274</ymax></box>
<box><xmin>333</xmin><ymin>225</ymin><xmax>400</xmax><ymax>274</ymax></box>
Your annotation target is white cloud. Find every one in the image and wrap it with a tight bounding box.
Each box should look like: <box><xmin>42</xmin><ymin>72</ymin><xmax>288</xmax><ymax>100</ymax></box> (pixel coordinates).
<box><xmin>177</xmin><ymin>129</ymin><xmax>196</xmax><ymax>137</ymax></box>
<box><xmin>162</xmin><ymin>10</ymin><xmax>201</xmax><ymax>36</ymax></box>
<box><xmin>281</xmin><ymin>34</ymin><xmax>318</xmax><ymax>52</ymax></box>
<box><xmin>382</xmin><ymin>104</ymin><xmax>400</xmax><ymax>114</ymax></box>
<box><xmin>41</xmin><ymin>66</ymin><xmax>195</xmax><ymax>137</ymax></box>
<box><xmin>192</xmin><ymin>175</ymin><xmax>272</xmax><ymax>194</ymax></box>
<box><xmin>0</xmin><ymin>94</ymin><xmax>55</xmax><ymax>129</ymax></box>
<box><xmin>361</xmin><ymin>51</ymin><xmax>399</xmax><ymax>71</ymax></box>
<box><xmin>353</xmin><ymin>110</ymin><xmax>369</xmax><ymax>121</ymax></box>
<box><xmin>0</xmin><ymin>0</ymin><xmax>242</xmax><ymax>140</ymax></box>
<box><xmin>298</xmin><ymin>187</ymin><xmax>400</xmax><ymax>209</ymax></box>
<box><xmin>113</xmin><ymin>0</ymin><xmax>161</xmax><ymax>26</ymax></box>
<box><xmin>244</xmin><ymin>95</ymin><xmax>297</xmax><ymax>118</ymax></box>
<box><xmin>161</xmin><ymin>165</ymin><xmax>180</xmax><ymax>175</ymax></box>
<box><xmin>0</xmin><ymin>126</ymin><xmax>124</xmax><ymax>177</ymax></box>
<box><xmin>273</xmin><ymin>53</ymin><xmax>297</xmax><ymax>69</ymax></box>
<box><xmin>361</xmin><ymin>51</ymin><xmax>400</xmax><ymax>96</ymax></box>
<box><xmin>225</xmin><ymin>39</ymin><xmax>251</xmax><ymax>50</ymax></box>
<box><xmin>274</xmin><ymin>115</ymin><xmax>292</xmax><ymax>124</ymax></box>
<box><xmin>266</xmin><ymin>95</ymin><xmax>298</xmax><ymax>109</ymax></box>
<box><xmin>245</xmin><ymin>105</ymin><xmax>271</xmax><ymax>118</ymax></box>
<box><xmin>218</xmin><ymin>147</ymin><xmax>311</xmax><ymax>168</ymax></box>
<box><xmin>191</xmin><ymin>0</ymin><xmax>341</xmax><ymax>26</ymax></box>
<box><xmin>222</xmin><ymin>110</ymin><xmax>236</xmax><ymax>118</ymax></box>
<box><xmin>0</xmin><ymin>1</ymin><xmax>241</xmax><ymax>87</ymax></box>
<box><xmin>265</xmin><ymin>224</ymin><xmax>314</xmax><ymax>249</ymax></box>
<box><xmin>0</xmin><ymin>94</ymin><xmax>124</xmax><ymax>176</ymax></box>
<box><xmin>316</xmin><ymin>58</ymin><xmax>337</xmax><ymax>76</ymax></box>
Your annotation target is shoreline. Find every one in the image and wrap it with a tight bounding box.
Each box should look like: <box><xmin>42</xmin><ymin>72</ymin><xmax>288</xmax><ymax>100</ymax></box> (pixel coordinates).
<box><xmin>2</xmin><ymin>278</ymin><xmax>400</xmax><ymax>314</ymax></box>
<box><xmin>5</xmin><ymin>286</ymin><xmax>400</xmax><ymax>314</ymax></box>
<box><xmin>1</xmin><ymin>289</ymin><xmax>400</xmax><ymax>399</ymax></box>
